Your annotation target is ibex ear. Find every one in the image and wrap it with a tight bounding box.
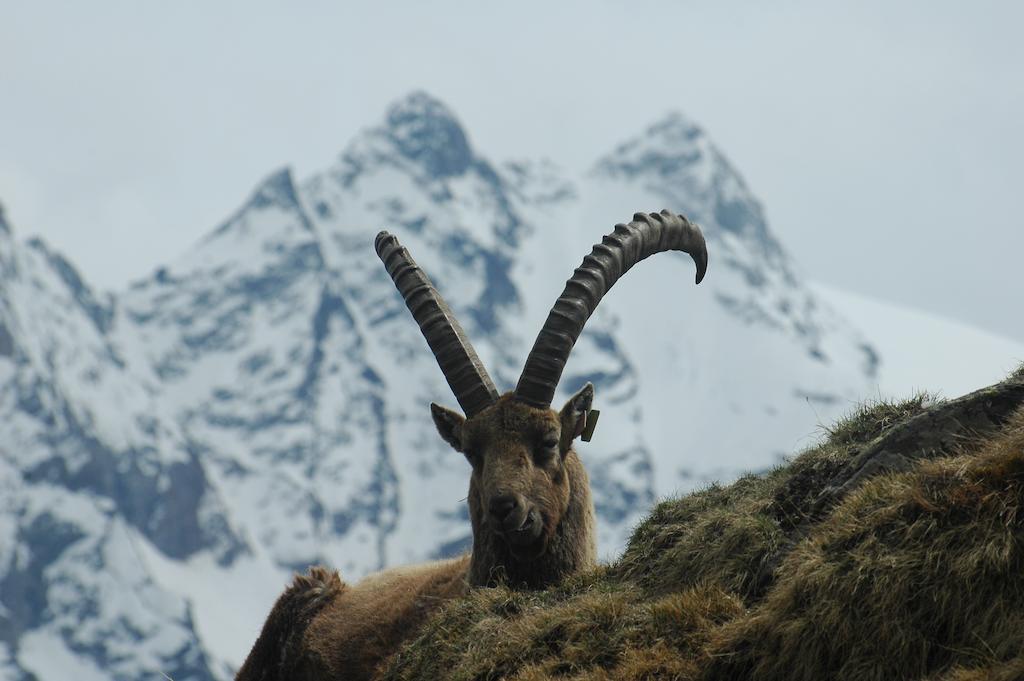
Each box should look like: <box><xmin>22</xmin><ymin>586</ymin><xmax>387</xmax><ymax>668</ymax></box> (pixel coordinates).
<box><xmin>559</xmin><ymin>383</ymin><xmax>594</xmax><ymax>452</ymax></box>
<box><xmin>430</xmin><ymin>402</ymin><xmax>465</xmax><ymax>451</ymax></box>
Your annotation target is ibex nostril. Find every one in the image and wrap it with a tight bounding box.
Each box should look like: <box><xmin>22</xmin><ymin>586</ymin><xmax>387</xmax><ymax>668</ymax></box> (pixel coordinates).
<box><xmin>489</xmin><ymin>495</ymin><xmax>518</xmax><ymax>522</ymax></box>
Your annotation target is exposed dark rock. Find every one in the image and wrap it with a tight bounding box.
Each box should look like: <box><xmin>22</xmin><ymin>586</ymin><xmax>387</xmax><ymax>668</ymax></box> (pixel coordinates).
<box><xmin>813</xmin><ymin>373</ymin><xmax>1024</xmax><ymax>513</ymax></box>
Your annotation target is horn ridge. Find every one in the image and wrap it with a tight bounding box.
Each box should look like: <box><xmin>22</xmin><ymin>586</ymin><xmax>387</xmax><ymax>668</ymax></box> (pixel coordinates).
<box><xmin>375</xmin><ymin>230</ymin><xmax>499</xmax><ymax>416</ymax></box>
<box><xmin>514</xmin><ymin>210</ymin><xmax>707</xmax><ymax>408</ymax></box>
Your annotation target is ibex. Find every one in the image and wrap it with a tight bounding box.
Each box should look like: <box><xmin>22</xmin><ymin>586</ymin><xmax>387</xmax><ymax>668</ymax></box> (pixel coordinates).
<box><xmin>235</xmin><ymin>210</ymin><xmax>708</xmax><ymax>681</ymax></box>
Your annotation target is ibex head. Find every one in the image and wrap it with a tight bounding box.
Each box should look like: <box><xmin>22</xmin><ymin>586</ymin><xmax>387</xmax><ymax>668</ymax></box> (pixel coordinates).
<box><xmin>429</xmin><ymin>387</ymin><xmax>595</xmax><ymax>566</ymax></box>
<box><xmin>376</xmin><ymin>210</ymin><xmax>707</xmax><ymax>587</ymax></box>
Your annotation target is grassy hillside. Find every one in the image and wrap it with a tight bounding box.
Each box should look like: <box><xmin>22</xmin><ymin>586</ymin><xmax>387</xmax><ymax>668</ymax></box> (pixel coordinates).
<box><xmin>380</xmin><ymin>366</ymin><xmax>1024</xmax><ymax>681</ymax></box>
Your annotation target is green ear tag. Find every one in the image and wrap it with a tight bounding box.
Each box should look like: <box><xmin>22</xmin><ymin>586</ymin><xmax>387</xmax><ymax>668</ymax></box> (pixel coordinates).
<box><xmin>581</xmin><ymin>409</ymin><xmax>600</xmax><ymax>442</ymax></box>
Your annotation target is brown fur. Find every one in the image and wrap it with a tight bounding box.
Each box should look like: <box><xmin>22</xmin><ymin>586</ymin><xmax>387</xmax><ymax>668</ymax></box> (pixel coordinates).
<box><xmin>235</xmin><ymin>566</ymin><xmax>345</xmax><ymax>681</ymax></box>
<box><xmin>236</xmin><ymin>388</ymin><xmax>597</xmax><ymax>681</ymax></box>
<box><xmin>298</xmin><ymin>556</ymin><xmax>470</xmax><ymax>679</ymax></box>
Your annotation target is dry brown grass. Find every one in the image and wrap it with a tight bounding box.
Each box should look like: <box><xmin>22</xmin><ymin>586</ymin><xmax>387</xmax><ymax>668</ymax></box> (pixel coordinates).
<box><xmin>378</xmin><ymin>373</ymin><xmax>1024</xmax><ymax>681</ymax></box>
<box><xmin>704</xmin><ymin>406</ymin><xmax>1024</xmax><ymax>681</ymax></box>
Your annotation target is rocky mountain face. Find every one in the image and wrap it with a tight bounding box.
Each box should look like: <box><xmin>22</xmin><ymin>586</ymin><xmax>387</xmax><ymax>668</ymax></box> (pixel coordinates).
<box><xmin>0</xmin><ymin>92</ymin><xmax>877</xmax><ymax>680</ymax></box>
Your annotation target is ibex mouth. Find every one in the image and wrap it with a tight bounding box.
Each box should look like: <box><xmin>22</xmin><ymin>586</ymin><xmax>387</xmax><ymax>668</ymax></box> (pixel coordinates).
<box><xmin>504</xmin><ymin>509</ymin><xmax>544</xmax><ymax>554</ymax></box>
<box><xmin>509</xmin><ymin>510</ymin><xmax>537</xmax><ymax>535</ymax></box>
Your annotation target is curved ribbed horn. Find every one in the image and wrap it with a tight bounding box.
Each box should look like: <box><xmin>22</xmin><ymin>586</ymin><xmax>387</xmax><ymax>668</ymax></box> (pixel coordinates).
<box><xmin>376</xmin><ymin>231</ymin><xmax>499</xmax><ymax>417</ymax></box>
<box><xmin>515</xmin><ymin>210</ymin><xmax>708</xmax><ymax>408</ymax></box>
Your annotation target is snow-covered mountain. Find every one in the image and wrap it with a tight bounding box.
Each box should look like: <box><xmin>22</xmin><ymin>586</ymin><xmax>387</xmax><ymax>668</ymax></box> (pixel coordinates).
<box><xmin>0</xmin><ymin>92</ymin><xmax>879</xmax><ymax>680</ymax></box>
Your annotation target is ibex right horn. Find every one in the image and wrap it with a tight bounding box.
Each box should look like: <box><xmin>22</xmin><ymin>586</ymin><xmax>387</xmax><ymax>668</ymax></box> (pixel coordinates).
<box><xmin>514</xmin><ymin>210</ymin><xmax>708</xmax><ymax>409</ymax></box>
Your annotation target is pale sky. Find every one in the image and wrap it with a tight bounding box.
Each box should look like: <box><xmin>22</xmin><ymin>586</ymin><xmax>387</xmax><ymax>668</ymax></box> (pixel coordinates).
<box><xmin>2</xmin><ymin>1</ymin><xmax>1022</xmax><ymax>341</ymax></box>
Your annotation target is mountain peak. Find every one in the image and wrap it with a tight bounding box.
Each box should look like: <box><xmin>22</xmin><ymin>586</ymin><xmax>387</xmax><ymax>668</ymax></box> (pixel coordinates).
<box><xmin>591</xmin><ymin>109</ymin><xmax>783</xmax><ymax>251</ymax></box>
<box><xmin>642</xmin><ymin>110</ymin><xmax>705</xmax><ymax>145</ymax></box>
<box><xmin>249</xmin><ymin>166</ymin><xmax>301</xmax><ymax>210</ymax></box>
<box><xmin>383</xmin><ymin>91</ymin><xmax>474</xmax><ymax>178</ymax></box>
<box><xmin>593</xmin><ymin>110</ymin><xmax>711</xmax><ymax>181</ymax></box>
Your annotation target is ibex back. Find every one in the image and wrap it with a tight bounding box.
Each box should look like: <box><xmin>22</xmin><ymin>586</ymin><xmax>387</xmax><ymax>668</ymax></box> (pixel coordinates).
<box><xmin>236</xmin><ymin>210</ymin><xmax>708</xmax><ymax>681</ymax></box>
